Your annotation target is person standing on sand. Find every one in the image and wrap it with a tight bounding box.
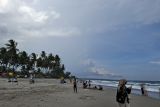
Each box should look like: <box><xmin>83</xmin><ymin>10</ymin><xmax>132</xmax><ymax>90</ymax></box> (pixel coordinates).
<box><xmin>73</xmin><ymin>78</ymin><xmax>77</xmax><ymax>93</ymax></box>
<box><xmin>116</xmin><ymin>79</ymin><xmax>131</xmax><ymax>107</ymax></box>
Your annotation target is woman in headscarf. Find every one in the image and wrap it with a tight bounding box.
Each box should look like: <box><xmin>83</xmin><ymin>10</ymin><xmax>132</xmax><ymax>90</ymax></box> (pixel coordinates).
<box><xmin>116</xmin><ymin>79</ymin><xmax>131</xmax><ymax>107</ymax></box>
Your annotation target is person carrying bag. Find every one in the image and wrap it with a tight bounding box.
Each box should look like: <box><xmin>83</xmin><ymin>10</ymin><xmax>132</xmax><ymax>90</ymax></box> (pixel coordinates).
<box><xmin>116</xmin><ymin>79</ymin><xmax>131</xmax><ymax>107</ymax></box>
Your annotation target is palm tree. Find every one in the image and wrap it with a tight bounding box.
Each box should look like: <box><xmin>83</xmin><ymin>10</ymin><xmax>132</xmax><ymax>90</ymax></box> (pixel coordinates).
<box><xmin>0</xmin><ymin>39</ymin><xmax>68</xmax><ymax>78</ymax></box>
<box><xmin>31</xmin><ymin>53</ymin><xmax>37</xmax><ymax>61</ymax></box>
<box><xmin>5</xmin><ymin>39</ymin><xmax>19</xmax><ymax>71</ymax></box>
<box><xmin>50</xmin><ymin>54</ymin><xmax>64</xmax><ymax>78</ymax></box>
<box><xmin>64</xmin><ymin>71</ymin><xmax>71</xmax><ymax>78</ymax></box>
<box><xmin>61</xmin><ymin>64</ymin><xmax>65</xmax><ymax>71</ymax></box>
<box><xmin>48</xmin><ymin>53</ymin><xmax>55</xmax><ymax>70</ymax></box>
<box><xmin>40</xmin><ymin>51</ymin><xmax>48</xmax><ymax>73</ymax></box>
<box><xmin>55</xmin><ymin>54</ymin><xmax>60</xmax><ymax>66</ymax></box>
<box><xmin>0</xmin><ymin>47</ymin><xmax>6</xmax><ymax>65</ymax></box>
<box><xmin>18</xmin><ymin>51</ymin><xmax>28</xmax><ymax>65</ymax></box>
<box><xmin>41</xmin><ymin>51</ymin><xmax>46</xmax><ymax>60</ymax></box>
<box><xmin>37</xmin><ymin>57</ymin><xmax>42</xmax><ymax>71</ymax></box>
<box><xmin>0</xmin><ymin>47</ymin><xmax>9</xmax><ymax>71</ymax></box>
<box><xmin>30</xmin><ymin>53</ymin><xmax>37</xmax><ymax>69</ymax></box>
<box><xmin>18</xmin><ymin>51</ymin><xmax>29</xmax><ymax>74</ymax></box>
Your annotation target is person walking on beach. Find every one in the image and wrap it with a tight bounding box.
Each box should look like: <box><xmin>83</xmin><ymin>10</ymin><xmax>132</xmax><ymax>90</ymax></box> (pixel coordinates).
<box><xmin>73</xmin><ymin>78</ymin><xmax>77</xmax><ymax>93</ymax></box>
<box><xmin>141</xmin><ymin>84</ymin><xmax>148</xmax><ymax>96</ymax></box>
<box><xmin>116</xmin><ymin>79</ymin><xmax>131</xmax><ymax>107</ymax></box>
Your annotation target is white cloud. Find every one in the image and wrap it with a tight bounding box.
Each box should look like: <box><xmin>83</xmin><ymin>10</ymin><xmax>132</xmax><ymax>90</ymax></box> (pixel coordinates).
<box><xmin>83</xmin><ymin>59</ymin><xmax>96</xmax><ymax>67</ymax></box>
<box><xmin>82</xmin><ymin>59</ymin><xmax>122</xmax><ymax>77</ymax></box>
<box><xmin>51</xmin><ymin>11</ymin><xmax>60</xmax><ymax>19</ymax></box>
<box><xmin>17</xmin><ymin>27</ymin><xmax>81</xmax><ymax>38</ymax></box>
<box><xmin>18</xmin><ymin>6</ymin><xmax>48</xmax><ymax>23</ymax></box>
<box><xmin>0</xmin><ymin>0</ymin><xmax>8</xmax><ymax>7</ymax></box>
<box><xmin>18</xmin><ymin>5</ymin><xmax>60</xmax><ymax>23</ymax></box>
<box><xmin>47</xmin><ymin>28</ymin><xmax>80</xmax><ymax>37</ymax></box>
<box><xmin>0</xmin><ymin>0</ymin><xmax>65</xmax><ymax>40</ymax></box>
<box><xmin>89</xmin><ymin>66</ymin><xmax>121</xmax><ymax>77</ymax></box>
<box><xmin>1</xmin><ymin>0</ymin><xmax>160</xmax><ymax>40</ymax></box>
<box><xmin>149</xmin><ymin>61</ymin><xmax>160</xmax><ymax>65</ymax></box>
<box><xmin>90</xmin><ymin>66</ymin><xmax>112</xmax><ymax>75</ymax></box>
<box><xmin>0</xmin><ymin>0</ymin><xmax>9</xmax><ymax>13</ymax></box>
<box><xmin>63</xmin><ymin>0</ymin><xmax>160</xmax><ymax>33</ymax></box>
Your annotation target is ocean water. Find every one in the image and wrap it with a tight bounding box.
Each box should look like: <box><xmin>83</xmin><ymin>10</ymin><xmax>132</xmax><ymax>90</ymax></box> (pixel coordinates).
<box><xmin>81</xmin><ymin>79</ymin><xmax>160</xmax><ymax>100</ymax></box>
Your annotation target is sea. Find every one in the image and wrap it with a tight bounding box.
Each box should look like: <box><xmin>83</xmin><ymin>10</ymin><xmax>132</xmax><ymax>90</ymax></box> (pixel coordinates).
<box><xmin>79</xmin><ymin>78</ymin><xmax>160</xmax><ymax>100</ymax></box>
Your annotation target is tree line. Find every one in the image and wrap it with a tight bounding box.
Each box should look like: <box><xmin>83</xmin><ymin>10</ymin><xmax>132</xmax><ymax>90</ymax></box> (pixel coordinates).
<box><xmin>0</xmin><ymin>39</ymin><xmax>71</xmax><ymax>78</ymax></box>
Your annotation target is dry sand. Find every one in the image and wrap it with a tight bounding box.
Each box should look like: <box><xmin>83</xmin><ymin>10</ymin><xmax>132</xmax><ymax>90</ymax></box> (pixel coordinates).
<box><xmin>0</xmin><ymin>78</ymin><xmax>159</xmax><ymax>107</ymax></box>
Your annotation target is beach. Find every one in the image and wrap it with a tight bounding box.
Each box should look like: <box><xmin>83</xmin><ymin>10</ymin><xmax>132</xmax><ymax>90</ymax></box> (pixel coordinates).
<box><xmin>0</xmin><ymin>78</ymin><xmax>159</xmax><ymax>107</ymax></box>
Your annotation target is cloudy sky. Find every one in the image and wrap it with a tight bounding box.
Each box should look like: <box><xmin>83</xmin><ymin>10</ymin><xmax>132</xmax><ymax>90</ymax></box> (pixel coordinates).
<box><xmin>0</xmin><ymin>0</ymin><xmax>160</xmax><ymax>80</ymax></box>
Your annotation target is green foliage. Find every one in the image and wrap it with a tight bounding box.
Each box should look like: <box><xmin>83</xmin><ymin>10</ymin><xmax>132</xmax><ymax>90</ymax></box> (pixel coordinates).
<box><xmin>0</xmin><ymin>39</ymin><xmax>70</xmax><ymax>78</ymax></box>
<box><xmin>64</xmin><ymin>72</ymin><xmax>71</xmax><ymax>78</ymax></box>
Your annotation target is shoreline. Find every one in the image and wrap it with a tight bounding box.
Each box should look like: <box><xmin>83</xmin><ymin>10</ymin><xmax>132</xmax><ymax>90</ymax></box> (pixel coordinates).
<box><xmin>0</xmin><ymin>78</ymin><xmax>160</xmax><ymax>107</ymax></box>
<box><xmin>83</xmin><ymin>78</ymin><xmax>160</xmax><ymax>100</ymax></box>
<box><xmin>101</xmin><ymin>85</ymin><xmax>160</xmax><ymax>100</ymax></box>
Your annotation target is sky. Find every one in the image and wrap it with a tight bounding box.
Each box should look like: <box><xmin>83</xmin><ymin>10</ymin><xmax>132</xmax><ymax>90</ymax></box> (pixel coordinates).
<box><xmin>0</xmin><ymin>0</ymin><xmax>160</xmax><ymax>80</ymax></box>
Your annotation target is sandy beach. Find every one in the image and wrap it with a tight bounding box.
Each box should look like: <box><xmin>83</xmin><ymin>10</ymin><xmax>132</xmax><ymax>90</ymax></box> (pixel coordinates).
<box><xmin>0</xmin><ymin>78</ymin><xmax>159</xmax><ymax>107</ymax></box>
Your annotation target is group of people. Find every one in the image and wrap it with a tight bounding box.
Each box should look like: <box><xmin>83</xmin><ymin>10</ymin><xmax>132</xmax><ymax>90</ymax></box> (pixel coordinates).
<box><xmin>71</xmin><ymin>77</ymin><xmax>144</xmax><ymax>107</ymax></box>
<box><xmin>72</xmin><ymin>79</ymin><xmax>104</xmax><ymax>93</ymax></box>
<box><xmin>82</xmin><ymin>80</ymin><xmax>103</xmax><ymax>90</ymax></box>
<box><xmin>78</xmin><ymin>78</ymin><xmax>154</xmax><ymax>107</ymax></box>
<box><xmin>72</xmin><ymin>78</ymin><xmax>148</xmax><ymax>107</ymax></box>
<box><xmin>82</xmin><ymin>80</ymin><xmax>91</xmax><ymax>89</ymax></box>
<box><xmin>7</xmin><ymin>71</ymin><xmax>35</xmax><ymax>84</ymax></box>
